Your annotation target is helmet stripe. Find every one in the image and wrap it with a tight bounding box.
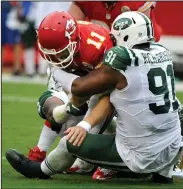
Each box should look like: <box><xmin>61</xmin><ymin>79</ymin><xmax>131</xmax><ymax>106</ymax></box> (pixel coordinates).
<box><xmin>137</xmin><ymin>12</ymin><xmax>152</xmax><ymax>39</ymax></box>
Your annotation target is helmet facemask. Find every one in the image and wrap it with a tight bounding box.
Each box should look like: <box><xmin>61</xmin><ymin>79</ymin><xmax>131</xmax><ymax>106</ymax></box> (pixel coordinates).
<box><xmin>38</xmin><ymin>40</ymin><xmax>77</xmax><ymax>69</ymax></box>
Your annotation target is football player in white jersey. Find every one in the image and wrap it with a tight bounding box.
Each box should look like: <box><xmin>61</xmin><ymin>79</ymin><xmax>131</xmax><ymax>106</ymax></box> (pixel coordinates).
<box><xmin>6</xmin><ymin>11</ymin><xmax>182</xmax><ymax>183</ymax></box>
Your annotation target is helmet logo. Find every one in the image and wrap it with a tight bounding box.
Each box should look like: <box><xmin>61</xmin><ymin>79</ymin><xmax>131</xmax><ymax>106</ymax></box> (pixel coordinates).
<box><xmin>65</xmin><ymin>19</ymin><xmax>76</xmax><ymax>37</ymax></box>
<box><xmin>113</xmin><ymin>18</ymin><xmax>132</xmax><ymax>30</ymax></box>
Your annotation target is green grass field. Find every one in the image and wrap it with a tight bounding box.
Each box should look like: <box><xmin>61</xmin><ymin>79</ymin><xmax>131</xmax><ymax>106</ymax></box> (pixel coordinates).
<box><xmin>2</xmin><ymin>82</ymin><xmax>183</xmax><ymax>189</ymax></box>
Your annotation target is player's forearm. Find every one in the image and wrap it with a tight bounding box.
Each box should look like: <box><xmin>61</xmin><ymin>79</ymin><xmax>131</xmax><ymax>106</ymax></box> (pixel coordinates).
<box><xmin>71</xmin><ymin>95</ymin><xmax>90</xmax><ymax>107</ymax></box>
<box><xmin>52</xmin><ymin>68</ymin><xmax>105</xmax><ymax>97</ymax></box>
<box><xmin>82</xmin><ymin>96</ymin><xmax>113</xmax><ymax>128</ymax></box>
<box><xmin>52</xmin><ymin>65</ymin><xmax>117</xmax><ymax>98</ymax></box>
<box><xmin>52</xmin><ymin>68</ymin><xmax>79</xmax><ymax>93</ymax></box>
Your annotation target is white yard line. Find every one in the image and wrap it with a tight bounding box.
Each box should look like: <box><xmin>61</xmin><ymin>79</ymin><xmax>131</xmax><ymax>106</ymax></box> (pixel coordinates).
<box><xmin>2</xmin><ymin>96</ymin><xmax>37</xmax><ymax>103</ymax></box>
<box><xmin>2</xmin><ymin>73</ymin><xmax>183</xmax><ymax>91</ymax></box>
<box><xmin>2</xmin><ymin>74</ymin><xmax>47</xmax><ymax>85</ymax></box>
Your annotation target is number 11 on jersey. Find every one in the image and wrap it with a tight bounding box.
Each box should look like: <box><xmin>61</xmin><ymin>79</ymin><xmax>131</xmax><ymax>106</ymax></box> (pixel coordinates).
<box><xmin>87</xmin><ymin>32</ymin><xmax>106</xmax><ymax>49</ymax></box>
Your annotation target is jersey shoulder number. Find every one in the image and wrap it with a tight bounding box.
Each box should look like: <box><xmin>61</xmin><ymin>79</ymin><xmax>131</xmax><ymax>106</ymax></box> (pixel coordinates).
<box><xmin>103</xmin><ymin>46</ymin><xmax>138</xmax><ymax>71</ymax></box>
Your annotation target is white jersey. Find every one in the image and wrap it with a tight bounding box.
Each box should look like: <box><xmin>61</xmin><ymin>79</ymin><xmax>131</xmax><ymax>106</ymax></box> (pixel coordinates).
<box><xmin>103</xmin><ymin>43</ymin><xmax>181</xmax><ymax>173</ymax></box>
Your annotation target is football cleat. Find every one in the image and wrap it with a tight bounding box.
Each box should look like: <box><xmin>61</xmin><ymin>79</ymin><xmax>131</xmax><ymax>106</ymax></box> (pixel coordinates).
<box><xmin>172</xmin><ymin>164</ymin><xmax>183</xmax><ymax>178</ymax></box>
<box><xmin>172</xmin><ymin>145</ymin><xmax>183</xmax><ymax>179</ymax></box>
<box><xmin>6</xmin><ymin>149</ymin><xmax>49</xmax><ymax>179</ymax></box>
<box><xmin>28</xmin><ymin>146</ymin><xmax>46</xmax><ymax>162</ymax></box>
<box><xmin>92</xmin><ymin>167</ymin><xmax>117</xmax><ymax>180</ymax></box>
<box><xmin>65</xmin><ymin>159</ymin><xmax>94</xmax><ymax>174</ymax></box>
<box><xmin>152</xmin><ymin>173</ymin><xmax>173</xmax><ymax>184</ymax></box>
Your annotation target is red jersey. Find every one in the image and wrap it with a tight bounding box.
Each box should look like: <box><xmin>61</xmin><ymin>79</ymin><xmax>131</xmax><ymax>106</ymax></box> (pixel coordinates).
<box><xmin>38</xmin><ymin>22</ymin><xmax>113</xmax><ymax>72</ymax></box>
<box><xmin>74</xmin><ymin>1</ymin><xmax>160</xmax><ymax>41</ymax></box>
<box><xmin>73</xmin><ymin>21</ymin><xmax>113</xmax><ymax>71</ymax></box>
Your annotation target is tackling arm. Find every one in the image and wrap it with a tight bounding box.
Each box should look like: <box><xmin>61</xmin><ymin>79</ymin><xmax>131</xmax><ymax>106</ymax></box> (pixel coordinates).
<box><xmin>83</xmin><ymin>95</ymin><xmax>113</xmax><ymax>127</ymax></box>
<box><xmin>72</xmin><ymin>64</ymin><xmax>127</xmax><ymax>97</ymax></box>
<box><xmin>52</xmin><ymin>64</ymin><xmax>127</xmax><ymax>98</ymax></box>
<box><xmin>65</xmin><ymin>95</ymin><xmax>114</xmax><ymax>146</ymax></box>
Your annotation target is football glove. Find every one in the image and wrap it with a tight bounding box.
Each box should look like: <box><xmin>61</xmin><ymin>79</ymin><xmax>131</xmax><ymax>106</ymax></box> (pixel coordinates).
<box><xmin>66</xmin><ymin>102</ymin><xmax>88</xmax><ymax>116</ymax></box>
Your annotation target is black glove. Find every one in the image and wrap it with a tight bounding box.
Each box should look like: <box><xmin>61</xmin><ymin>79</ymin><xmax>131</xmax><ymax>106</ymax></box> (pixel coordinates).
<box><xmin>66</xmin><ymin>102</ymin><xmax>88</xmax><ymax>116</ymax></box>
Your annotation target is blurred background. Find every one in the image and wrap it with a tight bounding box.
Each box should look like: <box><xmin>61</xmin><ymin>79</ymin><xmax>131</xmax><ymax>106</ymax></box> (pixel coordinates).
<box><xmin>1</xmin><ymin>1</ymin><xmax>183</xmax><ymax>81</ymax></box>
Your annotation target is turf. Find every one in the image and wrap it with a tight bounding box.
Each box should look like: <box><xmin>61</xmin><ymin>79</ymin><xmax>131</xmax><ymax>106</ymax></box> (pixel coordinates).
<box><xmin>2</xmin><ymin>82</ymin><xmax>183</xmax><ymax>188</ymax></box>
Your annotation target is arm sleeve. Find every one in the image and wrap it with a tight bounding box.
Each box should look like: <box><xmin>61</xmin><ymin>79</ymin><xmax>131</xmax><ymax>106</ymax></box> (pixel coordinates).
<box><xmin>103</xmin><ymin>46</ymin><xmax>132</xmax><ymax>72</ymax></box>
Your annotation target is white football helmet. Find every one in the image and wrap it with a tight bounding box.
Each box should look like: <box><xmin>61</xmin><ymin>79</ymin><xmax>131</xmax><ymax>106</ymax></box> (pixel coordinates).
<box><xmin>111</xmin><ymin>11</ymin><xmax>154</xmax><ymax>48</ymax></box>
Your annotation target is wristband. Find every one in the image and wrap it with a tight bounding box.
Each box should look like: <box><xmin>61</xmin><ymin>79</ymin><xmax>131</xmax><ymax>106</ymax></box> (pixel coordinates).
<box><xmin>78</xmin><ymin>121</ymin><xmax>91</xmax><ymax>132</ymax></box>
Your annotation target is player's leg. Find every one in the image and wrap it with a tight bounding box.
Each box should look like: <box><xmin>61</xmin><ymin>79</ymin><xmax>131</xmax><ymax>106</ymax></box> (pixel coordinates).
<box><xmin>28</xmin><ymin>88</ymin><xmax>86</xmax><ymax>162</ymax></box>
<box><xmin>28</xmin><ymin>120</ymin><xmax>58</xmax><ymax>162</ymax></box>
<box><xmin>6</xmin><ymin>133</ymin><xmax>176</xmax><ymax>183</ymax></box>
<box><xmin>40</xmin><ymin>134</ymin><xmax>126</xmax><ymax>177</ymax></box>
<box><xmin>69</xmin><ymin>95</ymin><xmax>116</xmax><ymax>176</ymax></box>
<box><xmin>28</xmin><ymin>88</ymin><xmax>69</xmax><ymax>162</ymax></box>
<box><xmin>5</xmin><ymin>134</ymin><xmax>123</xmax><ymax>179</ymax></box>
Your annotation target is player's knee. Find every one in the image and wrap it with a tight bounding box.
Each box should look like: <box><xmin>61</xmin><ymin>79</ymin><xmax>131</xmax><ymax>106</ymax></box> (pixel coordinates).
<box><xmin>57</xmin><ymin>136</ymin><xmax>68</xmax><ymax>152</ymax></box>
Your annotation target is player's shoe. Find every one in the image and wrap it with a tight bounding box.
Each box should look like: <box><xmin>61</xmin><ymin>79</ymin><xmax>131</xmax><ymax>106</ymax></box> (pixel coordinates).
<box><xmin>66</xmin><ymin>159</ymin><xmax>94</xmax><ymax>174</ymax></box>
<box><xmin>5</xmin><ymin>149</ymin><xmax>49</xmax><ymax>179</ymax></box>
<box><xmin>172</xmin><ymin>164</ymin><xmax>183</xmax><ymax>178</ymax></box>
<box><xmin>152</xmin><ymin>173</ymin><xmax>173</xmax><ymax>184</ymax></box>
<box><xmin>27</xmin><ymin>146</ymin><xmax>46</xmax><ymax>162</ymax></box>
<box><xmin>172</xmin><ymin>144</ymin><xmax>183</xmax><ymax>179</ymax></box>
<box><xmin>92</xmin><ymin>167</ymin><xmax>117</xmax><ymax>180</ymax></box>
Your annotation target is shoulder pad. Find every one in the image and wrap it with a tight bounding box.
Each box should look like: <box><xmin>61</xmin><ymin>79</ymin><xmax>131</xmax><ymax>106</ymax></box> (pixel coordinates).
<box><xmin>103</xmin><ymin>46</ymin><xmax>132</xmax><ymax>71</ymax></box>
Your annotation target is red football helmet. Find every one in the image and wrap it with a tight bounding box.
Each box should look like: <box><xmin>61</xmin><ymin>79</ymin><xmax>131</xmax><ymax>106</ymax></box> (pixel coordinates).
<box><xmin>38</xmin><ymin>11</ymin><xmax>80</xmax><ymax>69</ymax></box>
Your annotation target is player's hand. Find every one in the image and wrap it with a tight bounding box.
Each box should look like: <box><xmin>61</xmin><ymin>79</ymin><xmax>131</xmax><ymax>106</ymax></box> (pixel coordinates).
<box><xmin>64</xmin><ymin>126</ymin><xmax>87</xmax><ymax>146</ymax></box>
<box><xmin>121</xmin><ymin>6</ymin><xmax>131</xmax><ymax>13</ymax></box>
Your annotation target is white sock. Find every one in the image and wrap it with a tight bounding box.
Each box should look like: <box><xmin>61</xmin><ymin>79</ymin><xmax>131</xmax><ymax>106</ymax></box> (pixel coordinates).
<box><xmin>24</xmin><ymin>48</ymin><xmax>35</xmax><ymax>75</ymax></box>
<box><xmin>41</xmin><ymin>136</ymin><xmax>75</xmax><ymax>175</ymax></box>
<box><xmin>37</xmin><ymin>125</ymin><xmax>58</xmax><ymax>152</ymax></box>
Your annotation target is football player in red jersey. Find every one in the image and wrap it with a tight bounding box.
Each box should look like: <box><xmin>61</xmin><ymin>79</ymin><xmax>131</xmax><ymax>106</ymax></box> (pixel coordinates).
<box><xmin>28</xmin><ymin>11</ymin><xmax>114</xmax><ymax>168</ymax></box>
<box><xmin>68</xmin><ymin>1</ymin><xmax>161</xmax><ymax>42</ymax></box>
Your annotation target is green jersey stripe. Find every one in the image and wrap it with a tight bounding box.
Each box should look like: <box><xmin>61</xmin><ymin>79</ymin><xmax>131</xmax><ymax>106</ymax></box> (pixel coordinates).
<box><xmin>121</xmin><ymin>47</ymin><xmax>132</xmax><ymax>66</ymax></box>
<box><xmin>129</xmin><ymin>49</ymin><xmax>139</xmax><ymax>66</ymax></box>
